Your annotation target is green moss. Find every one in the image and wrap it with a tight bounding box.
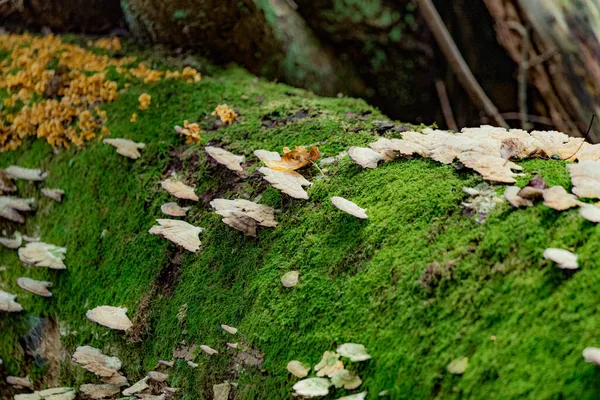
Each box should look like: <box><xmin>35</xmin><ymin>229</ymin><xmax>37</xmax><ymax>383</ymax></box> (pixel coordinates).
<box><xmin>2</xmin><ymin>37</ymin><xmax>600</xmax><ymax>400</ymax></box>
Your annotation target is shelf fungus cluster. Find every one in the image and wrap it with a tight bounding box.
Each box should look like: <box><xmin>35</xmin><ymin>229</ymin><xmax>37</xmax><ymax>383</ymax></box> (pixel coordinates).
<box><xmin>210</xmin><ymin>199</ymin><xmax>277</xmax><ymax>236</ymax></box>
<box><xmin>289</xmin><ymin>343</ymin><xmax>371</xmax><ymax>397</ymax></box>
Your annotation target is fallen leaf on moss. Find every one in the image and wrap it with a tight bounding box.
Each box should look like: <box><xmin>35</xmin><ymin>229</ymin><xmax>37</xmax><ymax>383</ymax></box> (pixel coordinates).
<box><xmin>258</xmin><ymin>167</ymin><xmax>312</xmax><ymax>199</ymax></box>
<box><xmin>447</xmin><ymin>357</ymin><xmax>468</xmax><ymax>374</ymax></box>
<box><xmin>103</xmin><ymin>138</ymin><xmax>146</xmax><ymax>159</ymax></box>
<box><xmin>281</xmin><ymin>271</ymin><xmax>299</xmax><ymax>288</ymax></box>
<box><xmin>160</xmin><ymin>202</ymin><xmax>190</xmax><ymax>217</ymax></box>
<box><xmin>0</xmin><ymin>231</ymin><xmax>22</xmax><ymax>248</ymax></box>
<box><xmin>261</xmin><ymin>146</ymin><xmax>320</xmax><ymax>171</ymax></box>
<box><xmin>86</xmin><ymin>305</ymin><xmax>133</xmax><ymax>331</ymax></box>
<box><xmin>254</xmin><ymin>149</ymin><xmax>282</xmax><ymax>163</ymax></box>
<box><xmin>41</xmin><ymin>188</ymin><xmax>64</xmax><ymax>202</ymax></box>
<box><xmin>6</xmin><ymin>376</ymin><xmax>33</xmax><ymax>389</ymax></box>
<box><xmin>504</xmin><ymin>186</ymin><xmax>532</xmax><ymax>208</ymax></box>
<box><xmin>213</xmin><ymin>382</ymin><xmax>231</xmax><ymax>400</ymax></box>
<box><xmin>369</xmin><ymin>137</ymin><xmax>428</xmax><ymax>160</ymax></box>
<box><xmin>583</xmin><ymin>347</ymin><xmax>600</xmax><ymax>365</ymax></box>
<box><xmin>348</xmin><ymin>146</ymin><xmax>383</xmax><ymax>169</ymax></box>
<box><xmin>336</xmin><ymin>343</ymin><xmax>371</xmax><ymax>362</ymax></box>
<box><xmin>543</xmin><ymin>248</ymin><xmax>579</xmax><ymax>269</ymax></box>
<box><xmin>580</xmin><ymin>205</ymin><xmax>600</xmax><ymax>223</ymax></box>
<box><xmin>331</xmin><ymin>196</ymin><xmax>368</xmax><ymax>219</ymax></box>
<box><xmin>315</xmin><ymin>351</ymin><xmax>344</xmax><ymax>377</ymax></box>
<box><xmin>200</xmin><ymin>345</ymin><xmax>218</xmax><ymax>355</ymax></box>
<box><xmin>3</xmin><ymin>166</ymin><xmax>47</xmax><ymax>181</ymax></box>
<box><xmin>17</xmin><ymin>277</ymin><xmax>53</xmax><ymax>297</ymax></box>
<box><xmin>458</xmin><ymin>152</ymin><xmax>522</xmax><ymax>183</ymax></box>
<box><xmin>292</xmin><ymin>378</ymin><xmax>331</xmax><ymax>397</ymax></box>
<box><xmin>331</xmin><ymin>369</ymin><xmax>362</xmax><ymax>390</ymax></box>
<box><xmin>568</xmin><ymin>161</ymin><xmax>600</xmax><ymax>199</ymax></box>
<box><xmin>18</xmin><ymin>242</ymin><xmax>67</xmax><ymax>269</ymax></box>
<box><xmin>14</xmin><ymin>387</ymin><xmax>75</xmax><ymax>400</ymax></box>
<box><xmin>72</xmin><ymin>346</ymin><xmax>122</xmax><ymax>378</ymax></box>
<box><xmin>337</xmin><ymin>392</ymin><xmax>367</xmax><ymax>400</ymax></box>
<box><xmin>221</xmin><ymin>324</ymin><xmax>238</xmax><ymax>335</ymax></box>
<box><xmin>0</xmin><ymin>290</ymin><xmax>23</xmax><ymax>312</ymax></box>
<box><xmin>148</xmin><ymin>371</ymin><xmax>169</xmax><ymax>382</ymax></box>
<box><xmin>122</xmin><ymin>377</ymin><xmax>149</xmax><ymax>396</ymax></box>
<box><xmin>149</xmin><ymin>219</ymin><xmax>203</xmax><ymax>252</ymax></box>
<box><xmin>543</xmin><ymin>186</ymin><xmax>582</xmax><ymax>210</ymax></box>
<box><xmin>160</xmin><ymin>179</ymin><xmax>199</xmax><ymax>201</ymax></box>
<box><xmin>287</xmin><ymin>361</ymin><xmax>310</xmax><ymax>378</ymax></box>
<box><xmin>206</xmin><ymin>146</ymin><xmax>245</xmax><ymax>172</ymax></box>
<box><xmin>0</xmin><ymin>196</ymin><xmax>34</xmax><ymax>223</ymax></box>
<box><xmin>79</xmin><ymin>383</ymin><xmax>120</xmax><ymax>399</ymax></box>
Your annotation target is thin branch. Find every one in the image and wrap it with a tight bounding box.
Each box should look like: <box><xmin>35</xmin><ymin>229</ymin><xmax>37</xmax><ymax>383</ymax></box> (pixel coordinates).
<box><xmin>528</xmin><ymin>48</ymin><xmax>558</xmax><ymax>68</ymax></box>
<box><xmin>506</xmin><ymin>21</ymin><xmax>532</xmax><ymax>131</ymax></box>
<box><xmin>416</xmin><ymin>0</ymin><xmax>508</xmax><ymax>128</ymax></box>
<box><xmin>435</xmin><ymin>79</ymin><xmax>458</xmax><ymax>131</ymax></box>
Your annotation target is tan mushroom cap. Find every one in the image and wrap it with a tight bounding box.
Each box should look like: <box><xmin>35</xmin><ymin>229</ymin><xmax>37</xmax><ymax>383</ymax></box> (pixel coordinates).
<box><xmin>504</xmin><ymin>186</ymin><xmax>533</xmax><ymax>208</ymax></box>
<box><xmin>221</xmin><ymin>324</ymin><xmax>238</xmax><ymax>335</ymax></box>
<box><xmin>205</xmin><ymin>146</ymin><xmax>245</xmax><ymax>172</ymax></box>
<box><xmin>86</xmin><ymin>305</ymin><xmax>133</xmax><ymax>331</ymax></box>
<box><xmin>0</xmin><ymin>231</ymin><xmax>22</xmax><ymax>249</ymax></box>
<box><xmin>447</xmin><ymin>357</ymin><xmax>469</xmax><ymax>375</ymax></box>
<box><xmin>17</xmin><ymin>277</ymin><xmax>53</xmax><ymax>297</ymax></box>
<box><xmin>147</xmin><ymin>371</ymin><xmax>169</xmax><ymax>382</ymax></box>
<box><xmin>103</xmin><ymin>138</ymin><xmax>146</xmax><ymax>159</ymax></box>
<box><xmin>568</xmin><ymin>161</ymin><xmax>600</xmax><ymax>199</ymax></box>
<box><xmin>331</xmin><ymin>369</ymin><xmax>362</xmax><ymax>390</ymax></box>
<box><xmin>348</xmin><ymin>146</ymin><xmax>383</xmax><ymax>169</ymax></box>
<box><xmin>160</xmin><ymin>202</ymin><xmax>190</xmax><ymax>217</ymax></box>
<box><xmin>6</xmin><ymin>376</ymin><xmax>33</xmax><ymax>389</ymax></box>
<box><xmin>0</xmin><ymin>196</ymin><xmax>34</xmax><ymax>223</ymax></box>
<box><xmin>149</xmin><ymin>219</ymin><xmax>203</xmax><ymax>252</ymax></box>
<box><xmin>281</xmin><ymin>271</ymin><xmax>299</xmax><ymax>288</ymax></box>
<box><xmin>292</xmin><ymin>378</ymin><xmax>331</xmax><ymax>397</ymax></box>
<box><xmin>458</xmin><ymin>152</ymin><xmax>522</xmax><ymax>183</ymax></box>
<box><xmin>3</xmin><ymin>166</ymin><xmax>47</xmax><ymax>181</ymax></box>
<box><xmin>160</xmin><ymin>179</ymin><xmax>199</xmax><ymax>201</ymax></box>
<box><xmin>287</xmin><ymin>360</ymin><xmax>310</xmax><ymax>378</ymax></box>
<box><xmin>543</xmin><ymin>248</ymin><xmax>579</xmax><ymax>269</ymax></box>
<box><xmin>580</xmin><ymin>205</ymin><xmax>600</xmax><ymax>223</ymax></box>
<box><xmin>18</xmin><ymin>242</ymin><xmax>67</xmax><ymax>269</ymax></box>
<box><xmin>254</xmin><ymin>149</ymin><xmax>282</xmax><ymax>163</ymax></box>
<box><xmin>315</xmin><ymin>351</ymin><xmax>344</xmax><ymax>377</ymax></box>
<box><xmin>0</xmin><ymin>290</ymin><xmax>23</xmax><ymax>312</ymax></box>
<box><xmin>543</xmin><ymin>186</ymin><xmax>582</xmax><ymax>210</ymax></box>
<box><xmin>258</xmin><ymin>167</ymin><xmax>312</xmax><ymax>199</ymax></box>
<box><xmin>331</xmin><ymin>196</ymin><xmax>368</xmax><ymax>219</ymax></box>
<box><xmin>200</xmin><ymin>345</ymin><xmax>218</xmax><ymax>355</ymax></box>
<box><xmin>41</xmin><ymin>188</ymin><xmax>65</xmax><ymax>202</ymax></box>
<box><xmin>210</xmin><ymin>199</ymin><xmax>278</xmax><ymax>227</ymax></box>
<box><xmin>369</xmin><ymin>137</ymin><xmax>428</xmax><ymax>160</ymax></box>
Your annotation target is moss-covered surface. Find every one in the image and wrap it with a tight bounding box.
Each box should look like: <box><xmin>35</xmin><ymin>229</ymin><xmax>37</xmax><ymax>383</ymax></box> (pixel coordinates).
<box><xmin>2</xmin><ymin>37</ymin><xmax>600</xmax><ymax>400</ymax></box>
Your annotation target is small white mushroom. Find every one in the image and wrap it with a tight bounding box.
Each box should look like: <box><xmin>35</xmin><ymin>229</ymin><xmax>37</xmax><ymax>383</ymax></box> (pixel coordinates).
<box><xmin>205</xmin><ymin>146</ymin><xmax>245</xmax><ymax>172</ymax></box>
<box><xmin>331</xmin><ymin>196</ymin><xmax>368</xmax><ymax>219</ymax></box>
<box><xmin>147</xmin><ymin>371</ymin><xmax>169</xmax><ymax>382</ymax></box>
<box><xmin>213</xmin><ymin>382</ymin><xmax>231</xmax><ymax>400</ymax></box>
<box><xmin>41</xmin><ymin>188</ymin><xmax>65</xmax><ymax>202</ymax></box>
<box><xmin>71</xmin><ymin>346</ymin><xmax>123</xmax><ymax>377</ymax></box>
<box><xmin>6</xmin><ymin>376</ymin><xmax>33</xmax><ymax>389</ymax></box>
<box><xmin>287</xmin><ymin>360</ymin><xmax>310</xmax><ymax>378</ymax></box>
<box><xmin>258</xmin><ymin>167</ymin><xmax>312</xmax><ymax>199</ymax></box>
<box><xmin>336</xmin><ymin>343</ymin><xmax>371</xmax><ymax>362</ymax></box>
<box><xmin>447</xmin><ymin>357</ymin><xmax>469</xmax><ymax>375</ymax></box>
<box><xmin>503</xmin><ymin>186</ymin><xmax>533</xmax><ymax>208</ymax></box>
<box><xmin>221</xmin><ymin>324</ymin><xmax>238</xmax><ymax>335</ymax></box>
<box><xmin>0</xmin><ymin>231</ymin><xmax>22</xmax><ymax>248</ymax></box>
<box><xmin>583</xmin><ymin>347</ymin><xmax>600</xmax><ymax>365</ymax></box>
<box><xmin>226</xmin><ymin>342</ymin><xmax>238</xmax><ymax>349</ymax></box>
<box><xmin>17</xmin><ymin>277</ymin><xmax>53</xmax><ymax>297</ymax></box>
<box><xmin>18</xmin><ymin>242</ymin><xmax>67</xmax><ymax>269</ymax></box>
<box><xmin>281</xmin><ymin>271</ymin><xmax>299</xmax><ymax>288</ymax></box>
<box><xmin>0</xmin><ymin>290</ymin><xmax>23</xmax><ymax>312</ymax></box>
<box><xmin>149</xmin><ymin>219</ymin><xmax>203</xmax><ymax>253</ymax></box>
<box><xmin>160</xmin><ymin>179</ymin><xmax>199</xmax><ymax>201</ymax></box>
<box><xmin>187</xmin><ymin>361</ymin><xmax>198</xmax><ymax>368</ymax></box>
<box><xmin>543</xmin><ymin>248</ymin><xmax>579</xmax><ymax>270</ymax></box>
<box><xmin>160</xmin><ymin>202</ymin><xmax>190</xmax><ymax>217</ymax></box>
<box><xmin>103</xmin><ymin>138</ymin><xmax>146</xmax><ymax>159</ymax></box>
<box><xmin>200</xmin><ymin>345</ymin><xmax>218</xmax><ymax>355</ymax></box>
<box><xmin>0</xmin><ymin>196</ymin><xmax>34</xmax><ymax>223</ymax></box>
<box><xmin>292</xmin><ymin>378</ymin><xmax>331</xmax><ymax>397</ymax></box>
<box><xmin>3</xmin><ymin>166</ymin><xmax>47</xmax><ymax>181</ymax></box>
<box><xmin>348</xmin><ymin>146</ymin><xmax>383</xmax><ymax>169</ymax></box>
<box><xmin>86</xmin><ymin>305</ymin><xmax>133</xmax><ymax>331</ymax></box>
<box><xmin>579</xmin><ymin>205</ymin><xmax>600</xmax><ymax>223</ymax></box>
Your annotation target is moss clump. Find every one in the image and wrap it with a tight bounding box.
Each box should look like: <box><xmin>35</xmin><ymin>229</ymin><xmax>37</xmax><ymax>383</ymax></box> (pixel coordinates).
<box><xmin>1</xmin><ymin>35</ymin><xmax>600</xmax><ymax>399</ymax></box>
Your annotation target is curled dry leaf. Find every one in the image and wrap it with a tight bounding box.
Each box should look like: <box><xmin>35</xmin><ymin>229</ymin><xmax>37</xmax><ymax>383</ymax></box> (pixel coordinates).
<box><xmin>369</xmin><ymin>137</ymin><xmax>428</xmax><ymax>160</ymax></box>
<box><xmin>503</xmin><ymin>186</ymin><xmax>533</xmax><ymax>208</ymax></box>
<box><xmin>0</xmin><ymin>231</ymin><xmax>22</xmax><ymax>248</ymax></box>
<box><xmin>315</xmin><ymin>351</ymin><xmax>344</xmax><ymax>377</ymax></box>
<box><xmin>213</xmin><ymin>382</ymin><xmax>231</xmax><ymax>400</ymax></box>
<box><xmin>78</xmin><ymin>384</ymin><xmax>120</xmax><ymax>399</ymax></box>
<box><xmin>148</xmin><ymin>371</ymin><xmax>169</xmax><ymax>382</ymax></box>
<box><xmin>580</xmin><ymin>205</ymin><xmax>600</xmax><ymax>223</ymax></box>
<box><xmin>348</xmin><ymin>146</ymin><xmax>383</xmax><ymax>169</ymax></box>
<box><xmin>200</xmin><ymin>345</ymin><xmax>218</xmax><ymax>355</ymax></box>
<box><xmin>259</xmin><ymin>146</ymin><xmax>320</xmax><ymax>171</ymax></box>
<box><xmin>583</xmin><ymin>347</ymin><xmax>600</xmax><ymax>365</ymax></box>
<box><xmin>122</xmin><ymin>377</ymin><xmax>149</xmax><ymax>396</ymax></box>
<box><xmin>331</xmin><ymin>196</ymin><xmax>368</xmax><ymax>219</ymax></box>
<box><xmin>149</xmin><ymin>219</ymin><xmax>203</xmax><ymax>252</ymax></box>
<box><xmin>86</xmin><ymin>305</ymin><xmax>133</xmax><ymax>331</ymax></box>
<box><xmin>221</xmin><ymin>324</ymin><xmax>238</xmax><ymax>335</ymax></box>
<box><xmin>447</xmin><ymin>357</ymin><xmax>469</xmax><ymax>375</ymax></box>
<box><xmin>338</xmin><ymin>392</ymin><xmax>367</xmax><ymax>400</ymax></box>
<box><xmin>336</xmin><ymin>343</ymin><xmax>371</xmax><ymax>362</ymax></box>
<box><xmin>41</xmin><ymin>188</ymin><xmax>64</xmax><ymax>202</ymax></box>
<box><xmin>0</xmin><ymin>290</ymin><xmax>23</xmax><ymax>312</ymax></box>
<box><xmin>543</xmin><ymin>186</ymin><xmax>582</xmax><ymax>210</ymax></box>
<box><xmin>160</xmin><ymin>179</ymin><xmax>199</xmax><ymax>201</ymax></box>
<box><xmin>14</xmin><ymin>387</ymin><xmax>76</xmax><ymax>400</ymax></box>
<box><xmin>287</xmin><ymin>360</ymin><xmax>310</xmax><ymax>378</ymax></box>
<box><xmin>0</xmin><ymin>196</ymin><xmax>34</xmax><ymax>223</ymax></box>
<box><xmin>458</xmin><ymin>152</ymin><xmax>522</xmax><ymax>183</ymax></box>
<box><xmin>18</xmin><ymin>242</ymin><xmax>67</xmax><ymax>269</ymax></box>
<box><xmin>292</xmin><ymin>378</ymin><xmax>331</xmax><ymax>398</ymax></box>
<box><xmin>258</xmin><ymin>167</ymin><xmax>312</xmax><ymax>199</ymax></box>
<box><xmin>205</xmin><ymin>146</ymin><xmax>245</xmax><ymax>172</ymax></box>
<box><xmin>17</xmin><ymin>277</ymin><xmax>53</xmax><ymax>297</ymax></box>
<box><xmin>103</xmin><ymin>138</ymin><xmax>146</xmax><ymax>159</ymax></box>
<box><xmin>3</xmin><ymin>166</ymin><xmax>47</xmax><ymax>181</ymax></box>
<box><xmin>72</xmin><ymin>346</ymin><xmax>122</xmax><ymax>377</ymax></box>
<box><xmin>281</xmin><ymin>271</ymin><xmax>299</xmax><ymax>288</ymax></box>
<box><xmin>331</xmin><ymin>369</ymin><xmax>362</xmax><ymax>390</ymax></box>
<box><xmin>160</xmin><ymin>202</ymin><xmax>190</xmax><ymax>217</ymax></box>
<box><xmin>568</xmin><ymin>161</ymin><xmax>600</xmax><ymax>199</ymax></box>
<box><xmin>543</xmin><ymin>248</ymin><xmax>579</xmax><ymax>270</ymax></box>
<box><xmin>7</xmin><ymin>376</ymin><xmax>33</xmax><ymax>389</ymax></box>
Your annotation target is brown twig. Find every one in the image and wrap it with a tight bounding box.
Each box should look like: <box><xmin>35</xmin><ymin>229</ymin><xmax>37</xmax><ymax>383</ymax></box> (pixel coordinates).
<box><xmin>435</xmin><ymin>79</ymin><xmax>458</xmax><ymax>131</ymax></box>
<box><xmin>416</xmin><ymin>0</ymin><xmax>508</xmax><ymax>128</ymax></box>
<box><xmin>506</xmin><ymin>21</ymin><xmax>532</xmax><ymax>131</ymax></box>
